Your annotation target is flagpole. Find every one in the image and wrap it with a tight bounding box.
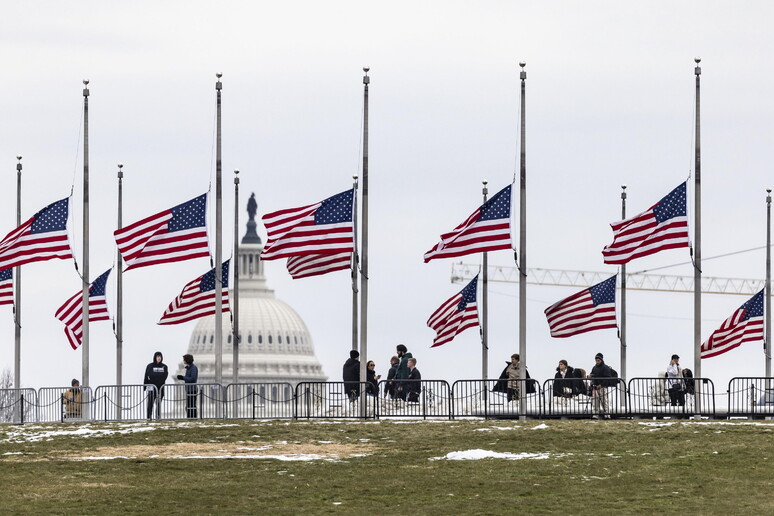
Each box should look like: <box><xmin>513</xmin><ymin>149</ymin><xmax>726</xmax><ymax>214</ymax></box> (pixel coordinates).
<box><xmin>359</xmin><ymin>67</ymin><xmax>369</xmax><ymax>415</ymax></box>
<box><xmin>351</xmin><ymin>174</ymin><xmax>359</xmax><ymax>352</ymax></box>
<box><xmin>13</xmin><ymin>156</ymin><xmax>22</xmax><ymax>390</ymax></box>
<box><xmin>693</xmin><ymin>58</ymin><xmax>702</xmax><ymax>416</ymax></box>
<box><xmin>766</xmin><ymin>188</ymin><xmax>771</xmax><ymax>382</ymax></box>
<box><xmin>82</xmin><ymin>79</ymin><xmax>90</xmax><ymax>388</ymax></box>
<box><xmin>518</xmin><ymin>62</ymin><xmax>527</xmax><ymax>419</ymax></box>
<box><xmin>116</xmin><ymin>164</ymin><xmax>124</xmax><ymax>387</ymax></box>
<box><xmin>233</xmin><ymin>169</ymin><xmax>240</xmax><ymax>384</ymax></box>
<box><xmin>620</xmin><ymin>185</ymin><xmax>627</xmax><ymax>380</ymax></box>
<box><xmin>481</xmin><ymin>180</ymin><xmax>489</xmax><ymax>389</ymax></box>
<box><xmin>215</xmin><ymin>73</ymin><xmax>223</xmax><ymax>387</ymax></box>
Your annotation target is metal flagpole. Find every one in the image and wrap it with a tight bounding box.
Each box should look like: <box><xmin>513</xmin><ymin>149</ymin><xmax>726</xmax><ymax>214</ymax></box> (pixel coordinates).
<box><xmin>481</xmin><ymin>180</ymin><xmax>489</xmax><ymax>390</ymax></box>
<box><xmin>359</xmin><ymin>67</ymin><xmax>370</xmax><ymax>416</ymax></box>
<box><xmin>693</xmin><ymin>58</ymin><xmax>702</xmax><ymax>416</ymax></box>
<box><xmin>518</xmin><ymin>62</ymin><xmax>527</xmax><ymax>419</ymax></box>
<box><xmin>766</xmin><ymin>189</ymin><xmax>771</xmax><ymax>383</ymax></box>
<box><xmin>82</xmin><ymin>79</ymin><xmax>90</xmax><ymax>388</ymax></box>
<box><xmin>215</xmin><ymin>73</ymin><xmax>223</xmax><ymax>387</ymax></box>
<box><xmin>233</xmin><ymin>169</ymin><xmax>240</xmax><ymax>384</ymax></box>
<box><xmin>620</xmin><ymin>185</ymin><xmax>627</xmax><ymax>380</ymax></box>
<box><xmin>351</xmin><ymin>174</ymin><xmax>359</xmax><ymax>352</ymax></box>
<box><xmin>14</xmin><ymin>156</ymin><xmax>22</xmax><ymax>390</ymax></box>
<box><xmin>116</xmin><ymin>164</ymin><xmax>124</xmax><ymax>387</ymax></box>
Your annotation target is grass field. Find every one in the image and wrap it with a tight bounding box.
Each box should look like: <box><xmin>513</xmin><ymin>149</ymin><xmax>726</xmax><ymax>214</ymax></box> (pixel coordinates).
<box><xmin>1</xmin><ymin>418</ymin><xmax>772</xmax><ymax>515</ymax></box>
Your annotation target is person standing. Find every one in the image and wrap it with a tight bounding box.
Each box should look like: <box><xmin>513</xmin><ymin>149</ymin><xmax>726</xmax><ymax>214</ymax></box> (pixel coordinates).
<box><xmin>144</xmin><ymin>351</ymin><xmax>168</xmax><ymax>420</ymax></box>
<box><xmin>62</xmin><ymin>379</ymin><xmax>82</xmax><ymax>419</ymax></box>
<box><xmin>406</xmin><ymin>358</ymin><xmax>422</xmax><ymax>402</ymax></box>
<box><xmin>589</xmin><ymin>352</ymin><xmax>612</xmax><ymax>418</ymax></box>
<box><xmin>366</xmin><ymin>360</ymin><xmax>380</xmax><ymax>396</ymax></box>
<box><xmin>342</xmin><ymin>350</ymin><xmax>361</xmax><ymax>402</ymax></box>
<box><xmin>504</xmin><ymin>354</ymin><xmax>521</xmax><ymax>402</ymax></box>
<box><xmin>666</xmin><ymin>354</ymin><xmax>685</xmax><ymax>407</ymax></box>
<box><xmin>384</xmin><ymin>356</ymin><xmax>400</xmax><ymax>399</ymax></box>
<box><xmin>177</xmin><ymin>354</ymin><xmax>199</xmax><ymax>418</ymax></box>
<box><xmin>394</xmin><ymin>345</ymin><xmax>413</xmax><ymax>401</ymax></box>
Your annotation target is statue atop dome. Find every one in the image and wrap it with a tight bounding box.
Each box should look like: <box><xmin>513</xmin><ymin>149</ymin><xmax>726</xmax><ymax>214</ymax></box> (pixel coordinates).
<box><xmin>242</xmin><ymin>192</ymin><xmax>262</xmax><ymax>244</ymax></box>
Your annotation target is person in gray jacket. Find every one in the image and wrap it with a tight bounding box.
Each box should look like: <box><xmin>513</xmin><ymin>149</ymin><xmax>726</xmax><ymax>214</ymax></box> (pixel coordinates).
<box><xmin>177</xmin><ymin>354</ymin><xmax>199</xmax><ymax>418</ymax></box>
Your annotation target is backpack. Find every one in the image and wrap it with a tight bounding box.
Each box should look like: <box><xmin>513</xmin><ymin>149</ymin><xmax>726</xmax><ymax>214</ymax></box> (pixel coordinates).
<box><xmin>606</xmin><ymin>367</ymin><xmax>618</xmax><ymax>387</ymax></box>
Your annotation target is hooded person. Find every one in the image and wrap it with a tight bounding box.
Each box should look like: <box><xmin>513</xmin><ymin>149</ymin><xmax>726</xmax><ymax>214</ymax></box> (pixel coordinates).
<box><xmin>144</xmin><ymin>351</ymin><xmax>168</xmax><ymax>419</ymax></box>
<box><xmin>589</xmin><ymin>352</ymin><xmax>612</xmax><ymax>418</ymax></box>
<box><xmin>342</xmin><ymin>349</ymin><xmax>361</xmax><ymax>402</ymax></box>
<box><xmin>177</xmin><ymin>354</ymin><xmax>199</xmax><ymax>418</ymax></box>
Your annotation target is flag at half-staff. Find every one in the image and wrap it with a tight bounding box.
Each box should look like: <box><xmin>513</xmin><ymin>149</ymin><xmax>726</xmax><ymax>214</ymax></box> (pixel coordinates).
<box><xmin>427</xmin><ymin>274</ymin><xmax>480</xmax><ymax>347</ymax></box>
<box><xmin>114</xmin><ymin>193</ymin><xmax>210</xmax><ymax>270</ymax></box>
<box><xmin>544</xmin><ymin>275</ymin><xmax>617</xmax><ymax>338</ymax></box>
<box><xmin>260</xmin><ymin>189</ymin><xmax>355</xmax><ymax>275</ymax></box>
<box><xmin>424</xmin><ymin>184</ymin><xmax>512</xmax><ymax>262</ymax></box>
<box><xmin>701</xmin><ymin>289</ymin><xmax>764</xmax><ymax>359</ymax></box>
<box><xmin>0</xmin><ymin>269</ymin><xmax>12</xmax><ymax>306</ymax></box>
<box><xmin>602</xmin><ymin>182</ymin><xmax>689</xmax><ymax>265</ymax></box>
<box><xmin>0</xmin><ymin>197</ymin><xmax>73</xmax><ymax>270</ymax></box>
<box><xmin>55</xmin><ymin>268</ymin><xmax>111</xmax><ymax>350</ymax></box>
<box><xmin>158</xmin><ymin>260</ymin><xmax>230</xmax><ymax>325</ymax></box>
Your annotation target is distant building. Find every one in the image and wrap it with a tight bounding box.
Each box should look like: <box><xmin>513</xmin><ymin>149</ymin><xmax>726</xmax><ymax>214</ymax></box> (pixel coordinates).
<box><xmin>179</xmin><ymin>193</ymin><xmax>327</xmax><ymax>385</ymax></box>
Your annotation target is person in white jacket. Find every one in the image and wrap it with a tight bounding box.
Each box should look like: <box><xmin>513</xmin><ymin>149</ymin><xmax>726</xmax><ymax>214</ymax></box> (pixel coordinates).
<box><xmin>666</xmin><ymin>354</ymin><xmax>685</xmax><ymax>407</ymax></box>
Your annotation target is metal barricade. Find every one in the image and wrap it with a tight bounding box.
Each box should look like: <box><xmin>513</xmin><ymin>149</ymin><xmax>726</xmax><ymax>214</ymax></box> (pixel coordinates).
<box><xmin>189</xmin><ymin>384</ymin><xmax>226</xmax><ymax>419</ymax></box>
<box><xmin>225</xmin><ymin>383</ymin><xmax>295</xmax><ymax>420</ymax></box>
<box><xmin>0</xmin><ymin>388</ymin><xmax>37</xmax><ymax>424</ymax></box>
<box><xmin>728</xmin><ymin>377</ymin><xmax>774</xmax><ymax>418</ymax></box>
<box><xmin>544</xmin><ymin>378</ymin><xmax>625</xmax><ymax>418</ymax></box>
<box><xmin>451</xmin><ymin>379</ymin><xmax>541</xmax><ymax>419</ymax></box>
<box><xmin>38</xmin><ymin>386</ymin><xmax>94</xmax><ymax>422</ymax></box>
<box><xmin>295</xmin><ymin>382</ymin><xmax>376</xmax><ymax>419</ymax></box>
<box><xmin>378</xmin><ymin>379</ymin><xmax>451</xmax><ymax>419</ymax></box>
<box><xmin>93</xmin><ymin>385</ymin><xmax>154</xmax><ymax>421</ymax></box>
<box><xmin>628</xmin><ymin>377</ymin><xmax>715</xmax><ymax>418</ymax></box>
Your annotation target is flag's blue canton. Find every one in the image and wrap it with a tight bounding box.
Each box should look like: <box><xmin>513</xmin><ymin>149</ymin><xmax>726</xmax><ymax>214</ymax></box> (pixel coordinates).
<box><xmin>590</xmin><ymin>276</ymin><xmax>616</xmax><ymax>306</ymax></box>
<box><xmin>314</xmin><ymin>189</ymin><xmax>353</xmax><ymax>225</ymax></box>
<box><xmin>478</xmin><ymin>185</ymin><xmax>511</xmax><ymax>221</ymax></box>
<box><xmin>169</xmin><ymin>194</ymin><xmax>207</xmax><ymax>232</ymax></box>
<box><xmin>653</xmin><ymin>182</ymin><xmax>687</xmax><ymax>223</ymax></box>
<box><xmin>0</xmin><ymin>269</ymin><xmax>11</xmax><ymax>281</ymax></box>
<box><xmin>89</xmin><ymin>269</ymin><xmax>111</xmax><ymax>297</ymax></box>
<box><xmin>31</xmin><ymin>199</ymin><xmax>69</xmax><ymax>233</ymax></box>
<box><xmin>740</xmin><ymin>289</ymin><xmax>765</xmax><ymax>320</ymax></box>
<box><xmin>456</xmin><ymin>274</ymin><xmax>479</xmax><ymax>311</ymax></box>
<box><xmin>199</xmin><ymin>260</ymin><xmax>230</xmax><ymax>293</ymax></box>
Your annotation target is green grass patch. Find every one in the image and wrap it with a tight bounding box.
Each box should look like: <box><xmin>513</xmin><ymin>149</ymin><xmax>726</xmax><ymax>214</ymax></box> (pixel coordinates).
<box><xmin>0</xmin><ymin>419</ymin><xmax>772</xmax><ymax>515</ymax></box>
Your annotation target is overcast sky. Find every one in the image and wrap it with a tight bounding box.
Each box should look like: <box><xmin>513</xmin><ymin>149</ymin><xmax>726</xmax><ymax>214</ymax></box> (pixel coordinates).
<box><xmin>1</xmin><ymin>1</ymin><xmax>773</xmax><ymax>393</ymax></box>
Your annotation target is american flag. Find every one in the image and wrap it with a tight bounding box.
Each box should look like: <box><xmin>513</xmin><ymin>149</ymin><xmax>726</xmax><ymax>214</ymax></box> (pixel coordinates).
<box><xmin>158</xmin><ymin>260</ymin><xmax>230</xmax><ymax>325</ymax></box>
<box><xmin>0</xmin><ymin>269</ymin><xmax>12</xmax><ymax>306</ymax></box>
<box><xmin>0</xmin><ymin>198</ymin><xmax>73</xmax><ymax>271</ymax></box>
<box><xmin>602</xmin><ymin>182</ymin><xmax>690</xmax><ymax>265</ymax></box>
<box><xmin>114</xmin><ymin>193</ymin><xmax>210</xmax><ymax>270</ymax></box>
<box><xmin>544</xmin><ymin>275</ymin><xmax>617</xmax><ymax>338</ymax></box>
<box><xmin>286</xmin><ymin>252</ymin><xmax>353</xmax><ymax>279</ymax></box>
<box><xmin>261</xmin><ymin>189</ymin><xmax>354</xmax><ymax>261</ymax></box>
<box><xmin>424</xmin><ymin>185</ymin><xmax>512</xmax><ymax>262</ymax></box>
<box><xmin>701</xmin><ymin>289</ymin><xmax>764</xmax><ymax>359</ymax></box>
<box><xmin>427</xmin><ymin>274</ymin><xmax>479</xmax><ymax>348</ymax></box>
<box><xmin>55</xmin><ymin>268</ymin><xmax>111</xmax><ymax>350</ymax></box>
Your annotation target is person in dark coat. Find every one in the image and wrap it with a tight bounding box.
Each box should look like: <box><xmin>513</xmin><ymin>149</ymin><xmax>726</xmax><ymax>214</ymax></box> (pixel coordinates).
<box><xmin>176</xmin><ymin>354</ymin><xmax>199</xmax><ymax>418</ymax></box>
<box><xmin>366</xmin><ymin>360</ymin><xmax>380</xmax><ymax>396</ymax></box>
<box><xmin>342</xmin><ymin>350</ymin><xmax>360</xmax><ymax>402</ymax></box>
<box><xmin>394</xmin><ymin>344</ymin><xmax>413</xmax><ymax>401</ymax></box>
<box><xmin>493</xmin><ymin>356</ymin><xmax>536</xmax><ymax>397</ymax></box>
<box><xmin>553</xmin><ymin>360</ymin><xmax>584</xmax><ymax>398</ymax></box>
<box><xmin>144</xmin><ymin>351</ymin><xmax>168</xmax><ymax>420</ymax></box>
<box><xmin>589</xmin><ymin>352</ymin><xmax>612</xmax><ymax>418</ymax></box>
<box><xmin>406</xmin><ymin>358</ymin><xmax>422</xmax><ymax>403</ymax></box>
<box><xmin>384</xmin><ymin>356</ymin><xmax>399</xmax><ymax>398</ymax></box>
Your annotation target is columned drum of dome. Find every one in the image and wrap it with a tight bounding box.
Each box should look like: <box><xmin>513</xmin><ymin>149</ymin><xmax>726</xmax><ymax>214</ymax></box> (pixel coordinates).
<box><xmin>177</xmin><ymin>194</ymin><xmax>327</xmax><ymax>385</ymax></box>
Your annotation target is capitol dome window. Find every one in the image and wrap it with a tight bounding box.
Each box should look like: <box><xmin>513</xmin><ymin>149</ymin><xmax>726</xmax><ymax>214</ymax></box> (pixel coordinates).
<box><xmin>278</xmin><ymin>335</ymin><xmax>282</xmax><ymax>344</ymax></box>
<box><xmin>258</xmin><ymin>334</ymin><xmax>263</xmax><ymax>344</ymax></box>
<box><xmin>268</xmin><ymin>335</ymin><xmax>273</xmax><ymax>344</ymax></box>
<box><xmin>248</xmin><ymin>334</ymin><xmax>253</xmax><ymax>344</ymax></box>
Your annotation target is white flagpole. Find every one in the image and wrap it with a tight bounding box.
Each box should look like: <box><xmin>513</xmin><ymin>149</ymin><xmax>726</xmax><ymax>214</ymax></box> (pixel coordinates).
<box><xmin>13</xmin><ymin>156</ymin><xmax>22</xmax><ymax>390</ymax></box>
<box><xmin>233</xmin><ymin>169</ymin><xmax>240</xmax><ymax>384</ymax></box>
<box><xmin>358</xmin><ymin>67</ymin><xmax>370</xmax><ymax>416</ymax></box>
<box><xmin>518</xmin><ymin>62</ymin><xmax>527</xmax><ymax>419</ymax></box>
<box><xmin>215</xmin><ymin>73</ymin><xmax>223</xmax><ymax>387</ymax></box>
<box><xmin>693</xmin><ymin>58</ymin><xmax>702</xmax><ymax>417</ymax></box>
<box><xmin>81</xmin><ymin>79</ymin><xmax>90</xmax><ymax>388</ymax></box>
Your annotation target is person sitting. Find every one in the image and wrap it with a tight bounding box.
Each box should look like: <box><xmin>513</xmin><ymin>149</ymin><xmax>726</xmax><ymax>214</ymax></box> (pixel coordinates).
<box><xmin>552</xmin><ymin>360</ymin><xmax>584</xmax><ymax>398</ymax></box>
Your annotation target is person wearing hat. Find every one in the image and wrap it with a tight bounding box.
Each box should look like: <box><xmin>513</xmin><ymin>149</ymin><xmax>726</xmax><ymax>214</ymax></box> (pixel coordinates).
<box><xmin>589</xmin><ymin>353</ymin><xmax>612</xmax><ymax>418</ymax></box>
<box><xmin>177</xmin><ymin>354</ymin><xmax>199</xmax><ymax>418</ymax></box>
<box><xmin>342</xmin><ymin>349</ymin><xmax>361</xmax><ymax>402</ymax></box>
<box><xmin>666</xmin><ymin>354</ymin><xmax>685</xmax><ymax>407</ymax></box>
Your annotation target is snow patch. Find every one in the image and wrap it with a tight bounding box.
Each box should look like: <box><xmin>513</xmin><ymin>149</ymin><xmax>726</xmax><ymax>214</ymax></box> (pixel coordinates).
<box><xmin>430</xmin><ymin>449</ymin><xmax>553</xmax><ymax>461</ymax></box>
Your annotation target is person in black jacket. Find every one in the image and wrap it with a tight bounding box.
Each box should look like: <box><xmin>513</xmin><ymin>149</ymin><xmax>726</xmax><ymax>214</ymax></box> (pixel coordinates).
<box><xmin>384</xmin><ymin>356</ymin><xmax>399</xmax><ymax>398</ymax></box>
<box><xmin>365</xmin><ymin>360</ymin><xmax>380</xmax><ymax>396</ymax></box>
<box><xmin>144</xmin><ymin>351</ymin><xmax>168</xmax><ymax>420</ymax></box>
<box><xmin>553</xmin><ymin>360</ymin><xmax>584</xmax><ymax>398</ymax></box>
<box><xmin>176</xmin><ymin>354</ymin><xmax>198</xmax><ymax>418</ymax></box>
<box><xmin>406</xmin><ymin>358</ymin><xmax>421</xmax><ymax>402</ymax></box>
<box><xmin>589</xmin><ymin>352</ymin><xmax>612</xmax><ymax>418</ymax></box>
<box><xmin>342</xmin><ymin>350</ymin><xmax>360</xmax><ymax>402</ymax></box>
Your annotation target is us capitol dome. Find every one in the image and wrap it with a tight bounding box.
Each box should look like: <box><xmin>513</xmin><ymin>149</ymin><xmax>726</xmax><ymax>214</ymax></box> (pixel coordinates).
<box><xmin>180</xmin><ymin>193</ymin><xmax>327</xmax><ymax>385</ymax></box>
